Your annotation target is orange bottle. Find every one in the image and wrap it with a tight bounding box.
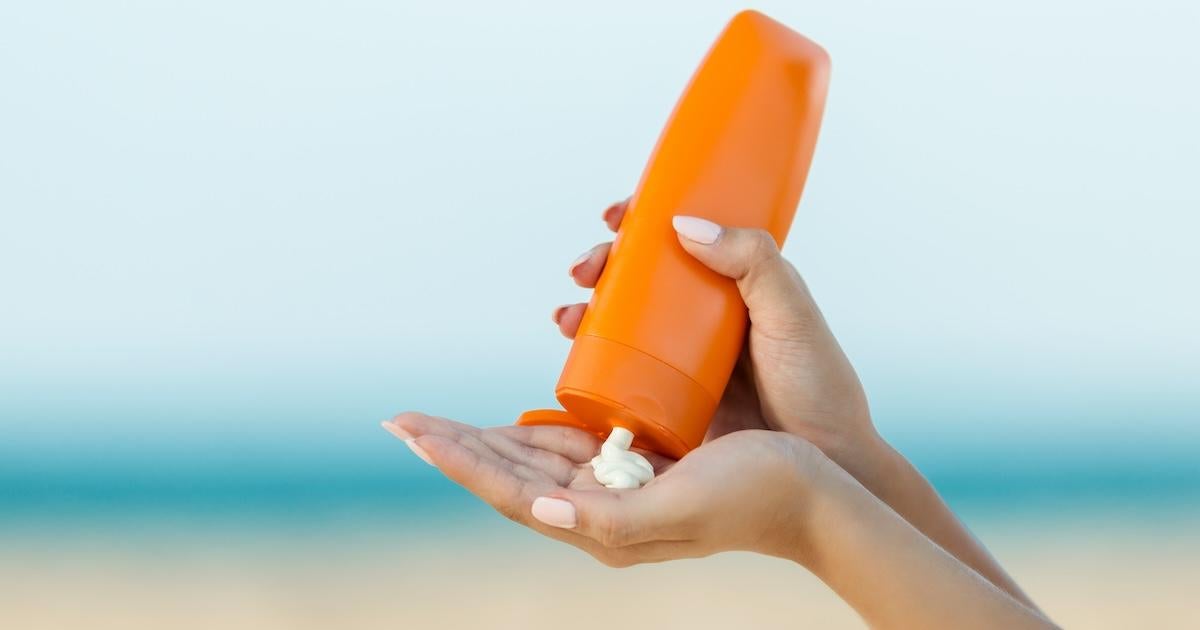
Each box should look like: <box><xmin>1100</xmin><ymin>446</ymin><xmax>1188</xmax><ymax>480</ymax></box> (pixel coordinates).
<box><xmin>517</xmin><ymin>11</ymin><xmax>831</xmax><ymax>459</ymax></box>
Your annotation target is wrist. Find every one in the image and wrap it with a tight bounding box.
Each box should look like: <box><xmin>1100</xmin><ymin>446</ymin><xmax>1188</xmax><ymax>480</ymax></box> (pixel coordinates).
<box><xmin>768</xmin><ymin>430</ymin><xmax>907</xmax><ymax>571</ymax></box>
<box><xmin>823</xmin><ymin>425</ymin><xmax>900</xmax><ymax>500</ymax></box>
<box><xmin>779</xmin><ymin>446</ymin><xmax>880</xmax><ymax>577</ymax></box>
<box><xmin>760</xmin><ymin>433</ymin><xmax>838</xmax><ymax>565</ymax></box>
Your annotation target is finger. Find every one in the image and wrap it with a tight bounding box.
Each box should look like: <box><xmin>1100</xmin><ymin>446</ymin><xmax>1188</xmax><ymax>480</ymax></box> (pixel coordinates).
<box><xmin>568</xmin><ymin>242</ymin><xmax>613</xmax><ymax>288</ymax></box>
<box><xmin>386</xmin><ymin>413</ymin><xmax>554</xmax><ymax>483</ymax></box>
<box><xmin>496</xmin><ymin>414</ymin><xmax>672</xmax><ymax>473</ymax></box>
<box><xmin>671</xmin><ymin>216</ymin><xmax>824</xmax><ymax>338</ymax></box>
<box><xmin>477</xmin><ymin>429</ymin><xmax>576</xmax><ymax>486</ymax></box>
<box><xmin>388</xmin><ymin>410</ymin><xmax>481</xmax><ymax>440</ymax></box>
<box><xmin>417</xmin><ymin>434</ymin><xmax>619</xmax><ymax>557</ymax></box>
<box><xmin>415</xmin><ymin>434</ymin><xmax>555</xmax><ymax>523</ymax></box>
<box><xmin>385</xmin><ymin>413</ymin><xmax>505</xmax><ymax>472</ymax></box>
<box><xmin>551</xmin><ymin>303</ymin><xmax>587</xmax><ymax>339</ymax></box>
<box><xmin>602</xmin><ymin>198</ymin><xmax>629</xmax><ymax>233</ymax></box>
<box><xmin>531</xmin><ymin>484</ymin><xmax>692</xmax><ymax>548</ymax></box>
<box><xmin>494</xmin><ymin>424</ymin><xmax>601</xmax><ymax>465</ymax></box>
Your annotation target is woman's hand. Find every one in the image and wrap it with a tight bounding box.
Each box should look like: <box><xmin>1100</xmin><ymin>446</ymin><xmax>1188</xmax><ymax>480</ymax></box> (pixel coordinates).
<box><xmin>378</xmin><ymin>198</ymin><xmax>1051</xmax><ymax>627</ymax></box>
<box><xmin>383</xmin><ymin>413</ymin><xmax>824</xmax><ymax>567</ymax></box>
<box><xmin>554</xmin><ymin>199</ymin><xmax>1040</xmax><ymax>612</ymax></box>
<box><xmin>384</xmin><ymin>413</ymin><xmax>1057</xmax><ymax>629</ymax></box>
<box><xmin>558</xmin><ymin>199</ymin><xmax>880</xmax><ymax>478</ymax></box>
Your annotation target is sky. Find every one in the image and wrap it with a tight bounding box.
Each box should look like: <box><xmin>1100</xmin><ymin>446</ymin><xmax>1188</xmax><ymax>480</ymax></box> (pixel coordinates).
<box><xmin>1</xmin><ymin>1</ymin><xmax>1198</xmax><ymax>481</ymax></box>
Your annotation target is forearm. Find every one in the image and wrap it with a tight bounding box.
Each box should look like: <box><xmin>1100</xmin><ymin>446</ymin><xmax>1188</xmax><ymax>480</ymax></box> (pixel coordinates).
<box><xmin>831</xmin><ymin>432</ymin><xmax>1039</xmax><ymax>611</ymax></box>
<box><xmin>793</xmin><ymin>461</ymin><xmax>1056</xmax><ymax>629</ymax></box>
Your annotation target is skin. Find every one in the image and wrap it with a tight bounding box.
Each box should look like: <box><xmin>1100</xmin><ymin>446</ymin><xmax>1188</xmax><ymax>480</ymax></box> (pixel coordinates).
<box><xmin>386</xmin><ymin>200</ymin><xmax>1059</xmax><ymax>629</ymax></box>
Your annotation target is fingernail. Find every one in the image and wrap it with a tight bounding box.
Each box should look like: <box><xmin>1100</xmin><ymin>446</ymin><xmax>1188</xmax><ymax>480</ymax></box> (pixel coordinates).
<box><xmin>406</xmin><ymin>439</ymin><xmax>435</xmax><ymax>466</ymax></box>
<box><xmin>531</xmin><ymin>497</ymin><xmax>577</xmax><ymax>529</ymax></box>
<box><xmin>380</xmin><ymin>421</ymin><xmax>414</xmax><ymax>440</ymax></box>
<box><xmin>602</xmin><ymin>200</ymin><xmax>625</xmax><ymax>221</ymax></box>
<box><xmin>568</xmin><ymin>247</ymin><xmax>594</xmax><ymax>277</ymax></box>
<box><xmin>672</xmin><ymin>215</ymin><xmax>723</xmax><ymax>244</ymax></box>
<box><xmin>551</xmin><ymin>305</ymin><xmax>568</xmax><ymax>324</ymax></box>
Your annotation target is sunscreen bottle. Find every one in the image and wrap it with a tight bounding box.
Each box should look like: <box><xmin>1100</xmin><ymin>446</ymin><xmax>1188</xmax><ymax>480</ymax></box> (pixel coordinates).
<box><xmin>518</xmin><ymin>11</ymin><xmax>830</xmax><ymax>459</ymax></box>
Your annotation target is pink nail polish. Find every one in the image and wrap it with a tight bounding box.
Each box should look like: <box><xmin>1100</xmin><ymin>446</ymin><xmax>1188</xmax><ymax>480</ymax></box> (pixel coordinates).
<box><xmin>531</xmin><ymin>497</ymin><xmax>577</xmax><ymax>529</ymax></box>
<box><xmin>381</xmin><ymin>421</ymin><xmax>414</xmax><ymax>440</ymax></box>
<box><xmin>568</xmin><ymin>248</ymin><xmax>593</xmax><ymax>277</ymax></box>
<box><xmin>405</xmin><ymin>439</ymin><xmax>435</xmax><ymax>466</ymax></box>
<box><xmin>602</xmin><ymin>200</ymin><xmax>623</xmax><ymax>221</ymax></box>
<box><xmin>672</xmin><ymin>215</ymin><xmax>723</xmax><ymax>244</ymax></box>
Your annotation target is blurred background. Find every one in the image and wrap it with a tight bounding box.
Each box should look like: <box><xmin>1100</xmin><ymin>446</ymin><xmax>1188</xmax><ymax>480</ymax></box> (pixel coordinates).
<box><xmin>2</xmin><ymin>1</ymin><xmax>1197</xmax><ymax>628</ymax></box>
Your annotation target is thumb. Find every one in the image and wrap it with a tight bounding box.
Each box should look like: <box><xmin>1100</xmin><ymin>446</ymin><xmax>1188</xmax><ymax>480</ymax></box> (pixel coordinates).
<box><xmin>530</xmin><ymin>486</ymin><xmax>687</xmax><ymax>548</ymax></box>
<box><xmin>671</xmin><ymin>215</ymin><xmax>821</xmax><ymax>334</ymax></box>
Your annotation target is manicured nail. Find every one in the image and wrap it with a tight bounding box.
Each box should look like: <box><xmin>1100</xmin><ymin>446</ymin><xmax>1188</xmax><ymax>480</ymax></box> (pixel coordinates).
<box><xmin>382</xmin><ymin>423</ymin><xmax>434</xmax><ymax>466</ymax></box>
<box><xmin>531</xmin><ymin>497</ymin><xmax>577</xmax><ymax>529</ymax></box>
<box><xmin>380</xmin><ymin>421</ymin><xmax>414</xmax><ymax>440</ymax></box>
<box><xmin>568</xmin><ymin>247</ymin><xmax>594</xmax><ymax>277</ymax></box>
<box><xmin>672</xmin><ymin>215</ymin><xmax>723</xmax><ymax>244</ymax></box>
<box><xmin>405</xmin><ymin>439</ymin><xmax>435</xmax><ymax>466</ymax></box>
<box><xmin>602</xmin><ymin>200</ymin><xmax>625</xmax><ymax>221</ymax></box>
<box><xmin>552</xmin><ymin>305</ymin><xmax>568</xmax><ymax>324</ymax></box>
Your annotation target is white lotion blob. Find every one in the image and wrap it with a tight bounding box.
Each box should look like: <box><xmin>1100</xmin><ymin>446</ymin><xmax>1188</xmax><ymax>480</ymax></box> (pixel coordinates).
<box><xmin>591</xmin><ymin>427</ymin><xmax>655</xmax><ymax>489</ymax></box>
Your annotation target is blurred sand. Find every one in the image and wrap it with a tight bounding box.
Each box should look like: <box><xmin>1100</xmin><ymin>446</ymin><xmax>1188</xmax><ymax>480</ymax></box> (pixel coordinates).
<box><xmin>2</xmin><ymin>509</ymin><xmax>1197</xmax><ymax>629</ymax></box>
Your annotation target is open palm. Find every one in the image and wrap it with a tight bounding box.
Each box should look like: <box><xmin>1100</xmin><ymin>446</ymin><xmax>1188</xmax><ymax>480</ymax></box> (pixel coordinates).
<box><xmin>388</xmin><ymin>411</ymin><xmax>672</xmax><ymax>497</ymax></box>
<box><xmin>386</xmin><ymin>412</ymin><xmax>811</xmax><ymax>565</ymax></box>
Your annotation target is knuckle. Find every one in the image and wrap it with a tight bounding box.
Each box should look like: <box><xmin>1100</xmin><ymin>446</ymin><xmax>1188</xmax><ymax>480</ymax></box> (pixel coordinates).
<box><xmin>728</xmin><ymin>229</ymin><xmax>782</xmax><ymax>282</ymax></box>
<box><xmin>745</xmin><ymin>229</ymin><xmax>780</xmax><ymax>266</ymax></box>
<box><xmin>494</xmin><ymin>502</ymin><xmax>524</xmax><ymax>524</ymax></box>
<box><xmin>595</xmin><ymin>514</ymin><xmax>629</xmax><ymax>548</ymax></box>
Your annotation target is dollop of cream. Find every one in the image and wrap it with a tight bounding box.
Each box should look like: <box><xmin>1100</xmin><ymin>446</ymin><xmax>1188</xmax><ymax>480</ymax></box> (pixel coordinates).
<box><xmin>591</xmin><ymin>427</ymin><xmax>654</xmax><ymax>489</ymax></box>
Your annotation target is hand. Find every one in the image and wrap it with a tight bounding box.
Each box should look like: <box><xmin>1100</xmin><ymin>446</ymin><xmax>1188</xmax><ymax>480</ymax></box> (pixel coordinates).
<box><xmin>556</xmin><ymin>199</ymin><xmax>881</xmax><ymax>479</ymax></box>
<box><xmin>384</xmin><ymin>412</ymin><xmax>825</xmax><ymax>567</ymax></box>
<box><xmin>383</xmin><ymin>413</ymin><xmax>1055</xmax><ymax>629</ymax></box>
<box><xmin>554</xmin><ymin>200</ymin><xmax>1042</xmax><ymax>612</ymax></box>
<box><xmin>382</xmin><ymin>199</ymin><xmax>1044</xmax><ymax>619</ymax></box>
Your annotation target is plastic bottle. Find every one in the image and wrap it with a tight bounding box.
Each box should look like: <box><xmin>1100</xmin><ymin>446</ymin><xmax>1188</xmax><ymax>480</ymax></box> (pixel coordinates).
<box><xmin>517</xmin><ymin>11</ymin><xmax>831</xmax><ymax>459</ymax></box>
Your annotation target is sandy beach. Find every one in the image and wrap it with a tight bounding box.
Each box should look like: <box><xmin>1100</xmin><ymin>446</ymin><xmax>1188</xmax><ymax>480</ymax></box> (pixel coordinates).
<box><xmin>3</xmin><ymin>506</ymin><xmax>1196</xmax><ymax>629</ymax></box>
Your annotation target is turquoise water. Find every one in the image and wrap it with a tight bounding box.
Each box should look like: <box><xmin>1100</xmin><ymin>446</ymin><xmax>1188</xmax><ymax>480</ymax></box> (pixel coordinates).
<box><xmin>5</xmin><ymin>412</ymin><xmax>1196</xmax><ymax>527</ymax></box>
<box><xmin>3</xmin><ymin>373</ymin><xmax>1197</xmax><ymax>531</ymax></box>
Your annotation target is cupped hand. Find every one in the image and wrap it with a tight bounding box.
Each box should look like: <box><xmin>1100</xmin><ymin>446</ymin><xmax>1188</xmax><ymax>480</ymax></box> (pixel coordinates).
<box><xmin>556</xmin><ymin>199</ymin><xmax>880</xmax><ymax>475</ymax></box>
<box><xmin>385</xmin><ymin>412</ymin><xmax>824</xmax><ymax>567</ymax></box>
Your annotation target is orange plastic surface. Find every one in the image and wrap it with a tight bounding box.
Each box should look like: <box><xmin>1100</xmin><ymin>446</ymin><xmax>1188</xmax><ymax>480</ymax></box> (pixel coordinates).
<box><xmin>517</xmin><ymin>10</ymin><xmax>830</xmax><ymax>459</ymax></box>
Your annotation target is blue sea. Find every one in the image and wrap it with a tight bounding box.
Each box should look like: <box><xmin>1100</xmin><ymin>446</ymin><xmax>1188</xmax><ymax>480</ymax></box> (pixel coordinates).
<box><xmin>5</xmin><ymin>398</ymin><xmax>1197</xmax><ymax>528</ymax></box>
